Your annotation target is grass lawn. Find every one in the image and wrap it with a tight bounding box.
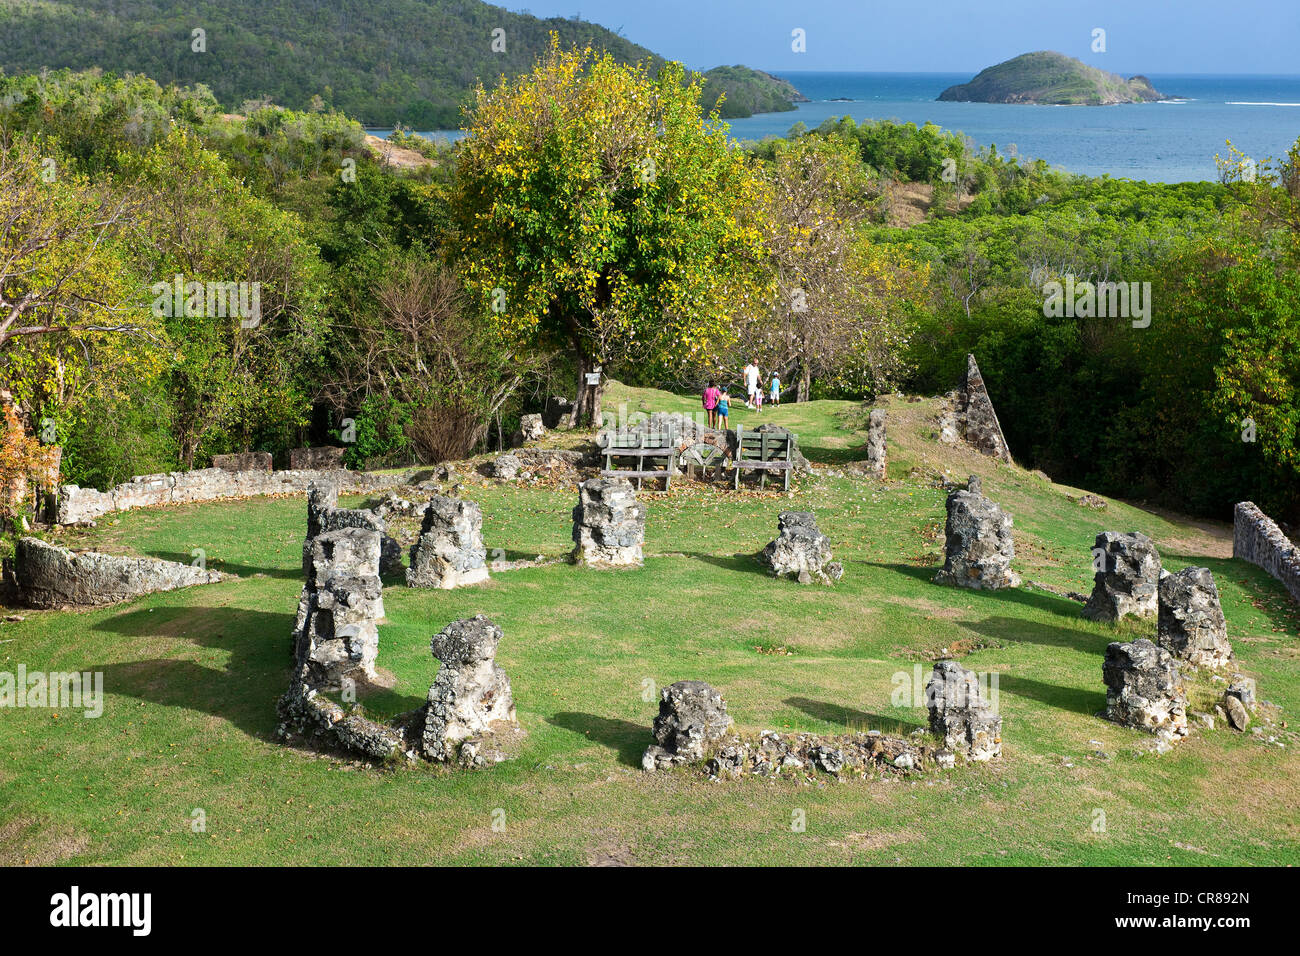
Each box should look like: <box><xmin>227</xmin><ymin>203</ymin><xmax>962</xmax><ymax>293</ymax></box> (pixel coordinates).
<box><xmin>1</xmin><ymin>383</ymin><xmax>1297</xmax><ymax>865</ymax></box>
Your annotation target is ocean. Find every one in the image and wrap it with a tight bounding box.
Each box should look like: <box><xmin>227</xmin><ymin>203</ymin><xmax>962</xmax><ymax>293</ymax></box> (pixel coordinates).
<box><xmin>375</xmin><ymin>72</ymin><xmax>1300</xmax><ymax>183</ymax></box>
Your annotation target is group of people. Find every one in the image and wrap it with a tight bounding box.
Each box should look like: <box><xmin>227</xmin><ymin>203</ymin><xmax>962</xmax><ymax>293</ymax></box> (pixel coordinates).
<box><xmin>701</xmin><ymin>359</ymin><xmax>781</xmax><ymax>429</ymax></box>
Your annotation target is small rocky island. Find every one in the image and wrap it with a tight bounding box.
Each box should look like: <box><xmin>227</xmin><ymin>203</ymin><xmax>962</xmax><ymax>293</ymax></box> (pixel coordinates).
<box><xmin>938</xmin><ymin>51</ymin><xmax>1164</xmax><ymax>105</ymax></box>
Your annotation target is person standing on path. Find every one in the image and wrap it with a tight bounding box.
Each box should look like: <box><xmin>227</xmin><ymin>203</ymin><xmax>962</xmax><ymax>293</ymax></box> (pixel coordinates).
<box><xmin>743</xmin><ymin>360</ymin><xmax>760</xmax><ymax>409</ymax></box>
<box><xmin>702</xmin><ymin>379</ymin><xmax>721</xmax><ymax>428</ymax></box>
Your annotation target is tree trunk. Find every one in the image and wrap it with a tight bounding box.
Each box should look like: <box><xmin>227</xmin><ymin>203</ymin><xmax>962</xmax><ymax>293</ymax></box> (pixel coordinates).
<box><xmin>797</xmin><ymin>362</ymin><xmax>812</xmax><ymax>403</ymax></box>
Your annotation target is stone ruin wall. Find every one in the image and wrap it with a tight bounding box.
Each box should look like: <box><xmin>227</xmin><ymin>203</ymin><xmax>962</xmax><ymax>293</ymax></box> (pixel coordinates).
<box><xmin>1234</xmin><ymin>501</ymin><xmax>1300</xmax><ymax>602</ymax></box>
<box><xmin>57</xmin><ymin>464</ymin><xmax>428</xmax><ymax>525</ymax></box>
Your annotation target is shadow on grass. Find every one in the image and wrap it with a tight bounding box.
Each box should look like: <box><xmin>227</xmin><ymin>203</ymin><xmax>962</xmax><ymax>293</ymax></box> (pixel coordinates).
<box><xmin>964</xmin><ymin>614</ymin><xmax>1115</xmax><ymax>655</ymax></box>
<box><xmin>863</xmin><ymin>561</ymin><xmax>1089</xmax><ymax>622</ymax></box>
<box><xmin>547</xmin><ymin>712</ymin><xmax>647</xmax><ymax>767</ymax></box>
<box><xmin>88</xmin><ymin>603</ymin><xmax>424</xmax><ymax>737</ymax></box>
<box><xmin>996</xmin><ymin>674</ymin><xmax>1105</xmax><ymax>717</ymax></box>
<box><xmin>674</xmin><ymin>551</ymin><xmax>767</xmax><ymax>575</ymax></box>
<box><xmin>784</xmin><ymin>696</ymin><xmax>922</xmax><ymax>734</ymax></box>
<box><xmin>145</xmin><ymin>550</ymin><xmax>302</xmax><ymax>580</ymax></box>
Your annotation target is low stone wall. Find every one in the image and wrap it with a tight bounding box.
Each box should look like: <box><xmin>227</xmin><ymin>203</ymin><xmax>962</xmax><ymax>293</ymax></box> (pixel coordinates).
<box><xmin>57</xmin><ymin>466</ymin><xmax>425</xmax><ymax>525</ymax></box>
<box><xmin>1234</xmin><ymin>501</ymin><xmax>1300</xmax><ymax>602</ymax></box>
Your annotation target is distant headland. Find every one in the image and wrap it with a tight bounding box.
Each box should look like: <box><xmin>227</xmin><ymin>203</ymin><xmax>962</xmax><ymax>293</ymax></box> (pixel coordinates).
<box><xmin>937</xmin><ymin>51</ymin><xmax>1165</xmax><ymax>105</ymax></box>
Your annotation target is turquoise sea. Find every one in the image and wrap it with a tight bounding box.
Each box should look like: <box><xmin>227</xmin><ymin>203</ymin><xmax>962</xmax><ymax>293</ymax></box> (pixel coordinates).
<box><xmin>376</xmin><ymin>71</ymin><xmax>1300</xmax><ymax>183</ymax></box>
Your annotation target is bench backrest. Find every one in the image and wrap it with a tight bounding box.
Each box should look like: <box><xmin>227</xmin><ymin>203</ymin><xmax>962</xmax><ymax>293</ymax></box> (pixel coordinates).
<box><xmin>736</xmin><ymin>426</ymin><xmax>793</xmax><ymax>462</ymax></box>
<box><xmin>605</xmin><ymin>430</ymin><xmax>676</xmax><ymax>450</ymax></box>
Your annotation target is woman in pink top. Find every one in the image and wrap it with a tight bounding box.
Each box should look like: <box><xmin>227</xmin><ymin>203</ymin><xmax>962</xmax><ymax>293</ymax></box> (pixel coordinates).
<box><xmin>702</xmin><ymin>379</ymin><xmax>720</xmax><ymax>428</ymax></box>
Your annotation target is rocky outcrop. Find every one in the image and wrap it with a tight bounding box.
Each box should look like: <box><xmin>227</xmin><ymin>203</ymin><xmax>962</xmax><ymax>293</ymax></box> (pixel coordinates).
<box><xmin>1233</xmin><ymin>501</ymin><xmax>1300</xmax><ymax>602</ymax></box>
<box><xmin>1157</xmin><ymin>567</ymin><xmax>1231</xmax><ymax>669</ymax></box>
<box><xmin>572</xmin><ymin>478</ymin><xmax>645</xmax><ymax>568</ymax></box>
<box><xmin>13</xmin><ymin>536</ymin><xmax>223</xmax><ymax>609</ymax></box>
<box><xmin>422</xmin><ymin>615</ymin><xmax>519</xmax><ymax>764</ymax></box>
<box><xmin>1082</xmin><ymin>531</ymin><xmax>1162</xmax><ymax>622</ymax></box>
<box><xmin>406</xmin><ymin>496</ymin><xmax>489</xmax><ymax>589</ymax></box>
<box><xmin>757</xmin><ymin>510</ymin><xmax>843</xmax><ymax>584</ymax></box>
<box><xmin>1103</xmin><ymin>639</ymin><xmax>1188</xmax><ymax>741</ymax></box>
<box><xmin>926</xmin><ymin>660</ymin><xmax>1002</xmax><ymax>761</ymax></box>
<box><xmin>642</xmin><ymin>680</ymin><xmax>732</xmax><ymax>770</ymax></box>
<box><xmin>934</xmin><ymin>488</ymin><xmax>1020</xmax><ymax>589</ymax></box>
<box><xmin>959</xmin><ymin>354</ymin><xmax>1012</xmax><ymax>462</ymax></box>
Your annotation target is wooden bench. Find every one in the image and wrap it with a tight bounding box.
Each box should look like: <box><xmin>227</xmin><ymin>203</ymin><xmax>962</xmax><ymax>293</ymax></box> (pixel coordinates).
<box><xmin>732</xmin><ymin>425</ymin><xmax>794</xmax><ymax>491</ymax></box>
<box><xmin>600</xmin><ymin>431</ymin><xmax>678</xmax><ymax>490</ymax></box>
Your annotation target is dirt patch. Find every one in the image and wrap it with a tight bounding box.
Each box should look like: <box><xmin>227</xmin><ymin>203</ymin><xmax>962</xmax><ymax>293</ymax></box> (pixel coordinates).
<box><xmin>0</xmin><ymin>814</ymin><xmax>90</xmax><ymax>865</ymax></box>
<box><xmin>828</xmin><ymin>828</ymin><xmax>919</xmax><ymax>851</ymax></box>
<box><xmin>365</xmin><ymin>134</ymin><xmax>438</xmax><ymax>171</ymax></box>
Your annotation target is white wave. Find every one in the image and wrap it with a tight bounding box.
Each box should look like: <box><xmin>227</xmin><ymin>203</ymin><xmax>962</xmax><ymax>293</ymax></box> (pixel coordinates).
<box><xmin>1226</xmin><ymin>101</ymin><xmax>1300</xmax><ymax>106</ymax></box>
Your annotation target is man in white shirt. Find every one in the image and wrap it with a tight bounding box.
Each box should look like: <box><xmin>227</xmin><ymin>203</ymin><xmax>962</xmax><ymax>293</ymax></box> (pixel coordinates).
<box><xmin>743</xmin><ymin>360</ymin><xmax>760</xmax><ymax>409</ymax></box>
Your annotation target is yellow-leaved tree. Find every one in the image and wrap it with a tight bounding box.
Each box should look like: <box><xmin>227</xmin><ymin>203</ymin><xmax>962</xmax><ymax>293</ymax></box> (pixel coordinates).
<box><xmin>453</xmin><ymin>41</ymin><xmax>770</xmax><ymax>427</ymax></box>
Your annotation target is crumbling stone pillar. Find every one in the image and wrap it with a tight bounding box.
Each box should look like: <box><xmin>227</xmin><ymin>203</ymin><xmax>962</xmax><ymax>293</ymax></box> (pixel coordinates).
<box><xmin>642</xmin><ymin>680</ymin><xmax>732</xmax><ymax>771</ymax></box>
<box><xmin>926</xmin><ymin>660</ymin><xmax>1002</xmax><ymax>761</ymax></box>
<box><xmin>406</xmin><ymin>496</ymin><xmax>489</xmax><ymax>588</ymax></box>
<box><xmin>292</xmin><ymin>527</ymin><xmax>384</xmax><ymax>689</ymax></box>
<box><xmin>1082</xmin><ymin>531</ymin><xmax>1162</xmax><ymax>622</ymax></box>
<box><xmin>1157</xmin><ymin>566</ymin><xmax>1231</xmax><ymax>668</ymax></box>
<box><xmin>864</xmin><ymin>409</ymin><xmax>887</xmax><ymax>478</ymax></box>
<box><xmin>422</xmin><ymin>615</ymin><xmax>518</xmax><ymax>764</ymax></box>
<box><xmin>1103</xmin><ymin>639</ymin><xmax>1188</xmax><ymax>740</ymax></box>
<box><xmin>571</xmin><ymin>478</ymin><xmax>645</xmax><ymax>568</ymax></box>
<box><xmin>302</xmin><ymin>480</ymin><xmax>339</xmax><ymax>572</ymax></box>
<box><xmin>961</xmin><ymin>354</ymin><xmax>1012</xmax><ymax>463</ymax></box>
<box><xmin>934</xmin><ymin>488</ymin><xmax>1020</xmax><ymax>589</ymax></box>
<box><xmin>758</xmin><ymin>510</ymin><xmax>843</xmax><ymax>584</ymax></box>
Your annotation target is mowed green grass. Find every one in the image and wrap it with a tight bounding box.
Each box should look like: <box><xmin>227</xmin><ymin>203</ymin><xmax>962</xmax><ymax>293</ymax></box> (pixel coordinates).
<box><xmin>1</xmin><ymin>384</ymin><xmax>1297</xmax><ymax>866</ymax></box>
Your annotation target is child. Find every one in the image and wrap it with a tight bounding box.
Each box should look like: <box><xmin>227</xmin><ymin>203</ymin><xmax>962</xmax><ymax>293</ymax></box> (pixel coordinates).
<box><xmin>702</xmin><ymin>379</ymin><xmax>720</xmax><ymax>428</ymax></box>
<box><xmin>770</xmin><ymin>374</ymin><xmax>781</xmax><ymax>407</ymax></box>
<box><xmin>716</xmin><ymin>387</ymin><xmax>730</xmax><ymax>429</ymax></box>
<box><xmin>754</xmin><ymin>385</ymin><xmax>763</xmax><ymax>413</ymax></box>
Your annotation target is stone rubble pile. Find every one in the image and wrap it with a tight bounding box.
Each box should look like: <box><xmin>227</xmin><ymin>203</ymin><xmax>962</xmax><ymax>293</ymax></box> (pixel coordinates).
<box><xmin>1102</xmin><ymin>638</ymin><xmax>1188</xmax><ymax>742</ymax></box>
<box><xmin>757</xmin><ymin>510</ymin><xmax>843</xmax><ymax>584</ymax></box>
<box><xmin>926</xmin><ymin>660</ymin><xmax>1002</xmax><ymax>761</ymax></box>
<box><xmin>406</xmin><ymin>496</ymin><xmax>490</xmax><ymax>589</ymax></box>
<box><xmin>511</xmin><ymin>413</ymin><xmax>546</xmax><ymax>447</ymax></box>
<box><xmin>1082</xmin><ymin>531</ymin><xmax>1162</xmax><ymax>622</ymax></box>
<box><xmin>641</xmin><ymin>680</ymin><xmax>733</xmax><ymax>770</ymax></box>
<box><xmin>1157</xmin><ymin>566</ymin><xmax>1231</xmax><ymax>669</ymax></box>
<box><xmin>572</xmin><ymin>477</ymin><xmax>645</xmax><ymax>567</ymax></box>
<box><xmin>422</xmin><ymin>615</ymin><xmax>520</xmax><ymax>766</ymax></box>
<box><xmin>934</xmin><ymin>487</ymin><xmax>1020</xmax><ymax>589</ymax></box>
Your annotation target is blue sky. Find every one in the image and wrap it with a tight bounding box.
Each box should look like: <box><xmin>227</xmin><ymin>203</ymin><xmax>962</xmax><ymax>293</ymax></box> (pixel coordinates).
<box><xmin>498</xmin><ymin>1</ymin><xmax>1300</xmax><ymax>74</ymax></box>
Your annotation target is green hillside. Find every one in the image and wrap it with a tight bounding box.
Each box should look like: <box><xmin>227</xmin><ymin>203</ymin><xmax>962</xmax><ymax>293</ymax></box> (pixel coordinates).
<box><xmin>1</xmin><ymin>384</ymin><xmax>1296</xmax><ymax>865</ymax></box>
<box><xmin>0</xmin><ymin>0</ymin><xmax>802</xmax><ymax>126</ymax></box>
<box><xmin>938</xmin><ymin>51</ymin><xmax>1165</xmax><ymax>105</ymax></box>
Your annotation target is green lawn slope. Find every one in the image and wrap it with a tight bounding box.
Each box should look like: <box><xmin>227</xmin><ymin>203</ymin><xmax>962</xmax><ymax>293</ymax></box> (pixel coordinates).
<box><xmin>0</xmin><ymin>383</ymin><xmax>1295</xmax><ymax>865</ymax></box>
